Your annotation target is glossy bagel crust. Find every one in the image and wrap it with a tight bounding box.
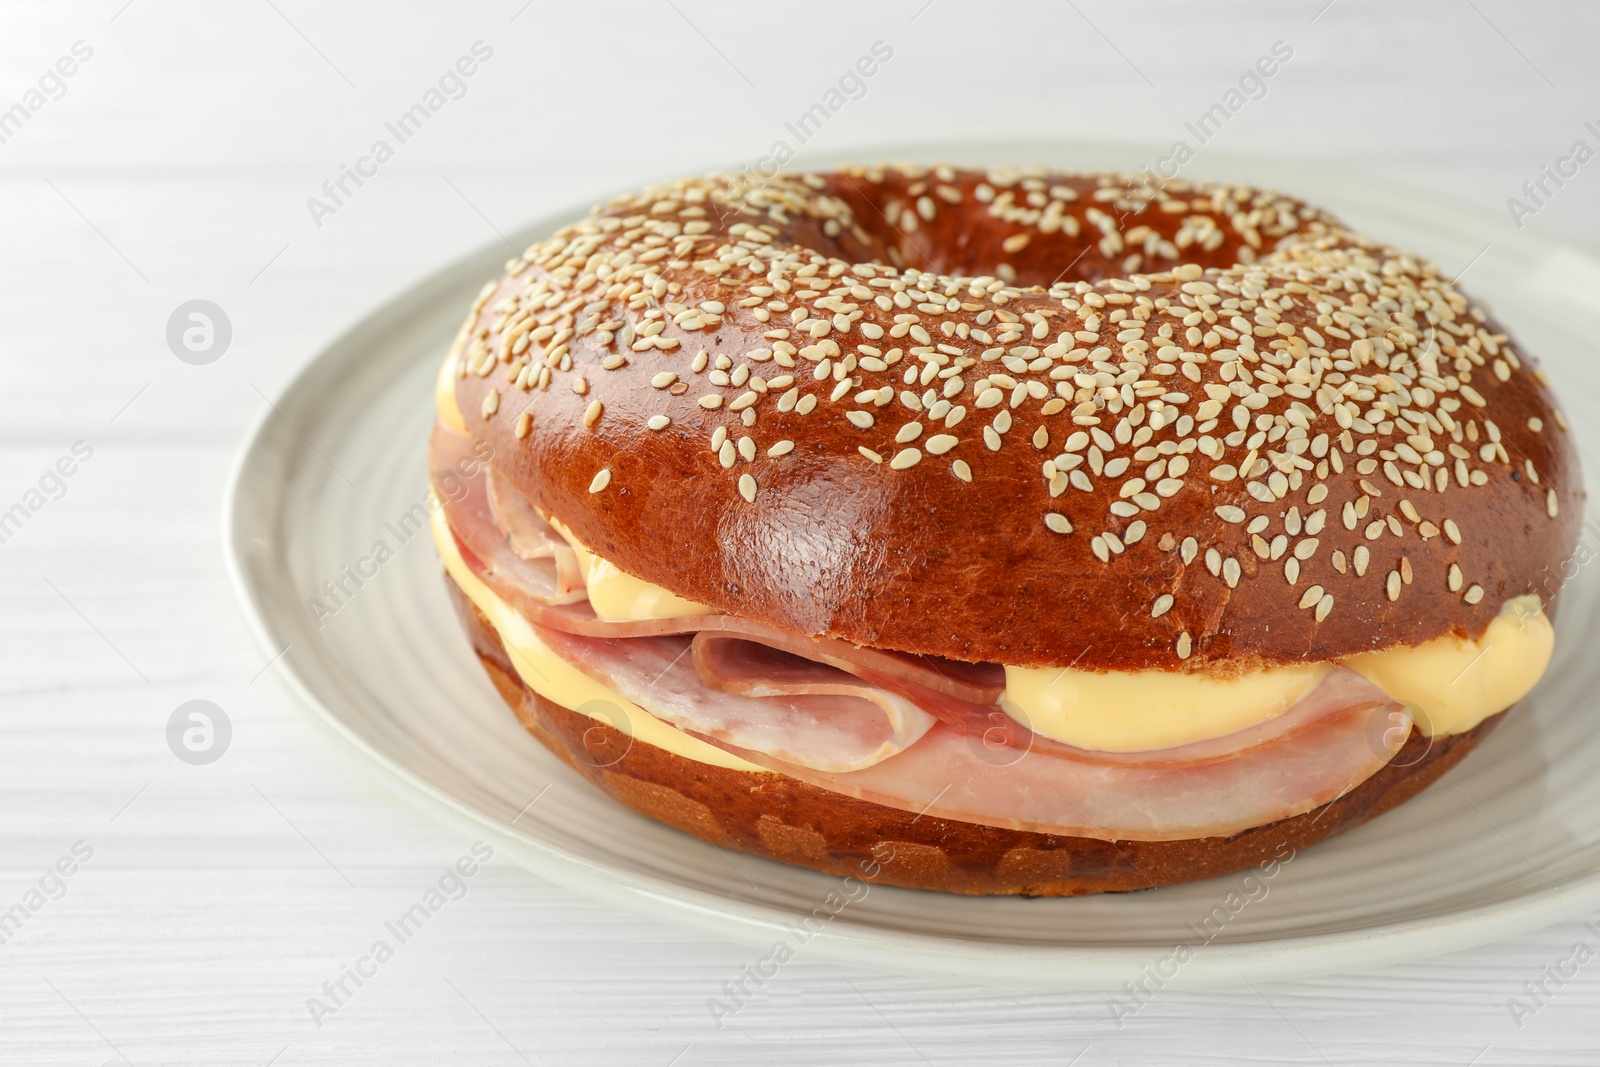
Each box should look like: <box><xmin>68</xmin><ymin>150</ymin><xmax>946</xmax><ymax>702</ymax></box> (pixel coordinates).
<box><xmin>449</xmin><ymin>579</ymin><xmax>1495</xmax><ymax>896</ymax></box>
<box><xmin>448</xmin><ymin>164</ymin><xmax>1583</xmax><ymax>671</ymax></box>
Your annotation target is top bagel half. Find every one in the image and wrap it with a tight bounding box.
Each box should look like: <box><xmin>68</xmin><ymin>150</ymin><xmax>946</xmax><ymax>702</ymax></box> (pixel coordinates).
<box><xmin>442</xmin><ymin>163</ymin><xmax>1582</xmax><ymax>672</ymax></box>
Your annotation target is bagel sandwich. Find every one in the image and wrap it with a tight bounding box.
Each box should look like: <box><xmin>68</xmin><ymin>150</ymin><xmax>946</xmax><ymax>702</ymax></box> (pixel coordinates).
<box><xmin>426</xmin><ymin>164</ymin><xmax>1582</xmax><ymax>895</ymax></box>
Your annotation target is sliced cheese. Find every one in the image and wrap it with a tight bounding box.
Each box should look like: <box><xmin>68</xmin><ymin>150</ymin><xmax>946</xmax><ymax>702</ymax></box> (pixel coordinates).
<box><xmin>1342</xmin><ymin>595</ymin><xmax>1553</xmax><ymax>737</ymax></box>
<box><xmin>1001</xmin><ymin>597</ymin><xmax>1555</xmax><ymax>751</ymax></box>
<box><xmin>1001</xmin><ymin>661</ymin><xmax>1329</xmax><ymax>753</ymax></box>
<box><xmin>547</xmin><ymin>518</ymin><xmax>714</xmax><ymax>623</ymax></box>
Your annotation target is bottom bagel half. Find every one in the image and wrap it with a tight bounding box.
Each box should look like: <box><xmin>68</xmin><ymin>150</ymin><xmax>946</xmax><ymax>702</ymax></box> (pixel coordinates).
<box><xmin>445</xmin><ymin>576</ymin><xmax>1498</xmax><ymax>896</ymax></box>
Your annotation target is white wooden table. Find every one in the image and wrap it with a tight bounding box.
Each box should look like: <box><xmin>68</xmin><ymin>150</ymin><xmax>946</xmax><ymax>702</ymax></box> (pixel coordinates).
<box><xmin>4</xmin><ymin>1</ymin><xmax>1598</xmax><ymax>1062</ymax></box>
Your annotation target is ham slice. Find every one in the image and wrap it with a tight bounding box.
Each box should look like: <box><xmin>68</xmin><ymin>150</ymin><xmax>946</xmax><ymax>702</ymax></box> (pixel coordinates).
<box><xmin>485</xmin><ymin>468</ymin><xmax>586</xmax><ymax>603</ymax></box>
<box><xmin>694</xmin><ymin>637</ymin><xmax>1377</xmax><ymax>770</ymax></box>
<box><xmin>535</xmin><ymin>618</ymin><xmax>1410</xmax><ymax>840</ymax></box>
<box><xmin>429</xmin><ymin>423</ymin><xmax>585</xmax><ymax>607</ymax></box>
<box><xmin>534</xmin><ymin>625</ymin><xmax>935</xmax><ymax>772</ymax></box>
<box><xmin>706</xmin><ymin>667</ymin><xmax>1411</xmax><ymax>841</ymax></box>
<box><xmin>695</xmin><ymin>632</ymin><xmax>1008</xmax><ymax>738</ymax></box>
<box><xmin>429</xmin><ymin>421</ymin><xmax>1005</xmax><ymax>705</ymax></box>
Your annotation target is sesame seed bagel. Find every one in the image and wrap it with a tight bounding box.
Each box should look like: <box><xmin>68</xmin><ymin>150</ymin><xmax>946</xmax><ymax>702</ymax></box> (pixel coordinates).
<box><xmin>447</xmin><ymin>577</ymin><xmax>1496</xmax><ymax>896</ymax></box>
<box><xmin>448</xmin><ymin>163</ymin><xmax>1583</xmax><ymax>671</ymax></box>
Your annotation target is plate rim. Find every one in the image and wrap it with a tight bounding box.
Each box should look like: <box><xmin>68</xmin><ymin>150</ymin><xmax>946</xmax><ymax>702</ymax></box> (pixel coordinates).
<box><xmin>221</xmin><ymin>140</ymin><xmax>1600</xmax><ymax>990</ymax></box>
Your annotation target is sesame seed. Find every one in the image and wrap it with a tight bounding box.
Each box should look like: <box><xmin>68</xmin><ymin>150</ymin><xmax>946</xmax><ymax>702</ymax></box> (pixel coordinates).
<box><xmin>481</xmin><ymin>389</ymin><xmax>500</xmax><ymax>418</ymax></box>
<box><xmin>646</xmin><ymin>414</ymin><xmax>670</xmax><ymax>430</ymax></box>
<box><xmin>768</xmin><ymin>440</ymin><xmax>795</xmax><ymax>457</ymax></box>
<box><xmin>514</xmin><ymin>411</ymin><xmax>532</xmax><ymax>438</ymax></box>
<box><xmin>847</xmin><ymin>410</ymin><xmax>875</xmax><ymax>429</ymax></box>
<box><xmin>651</xmin><ymin>371</ymin><xmax>677</xmax><ymax>389</ymax></box>
<box><xmin>699</xmin><ymin>394</ymin><xmax>723</xmax><ymax>409</ymax></box>
<box><xmin>738</xmin><ymin>473</ymin><xmax>757</xmax><ymax>502</ymax></box>
<box><xmin>1464</xmin><ymin>584</ymin><xmax>1484</xmax><ymax>605</ymax></box>
<box><xmin>1045</xmin><ymin>512</ymin><xmax>1073</xmax><ymax>534</ymax></box>
<box><xmin>587</xmin><ymin>469</ymin><xmax>610</xmax><ymax>493</ymax></box>
<box><xmin>583</xmin><ymin>400</ymin><xmax>603</xmax><ymax>427</ymax></box>
<box><xmin>859</xmin><ymin>446</ymin><xmax>883</xmax><ymax>464</ymax></box>
<box><xmin>1176</xmin><ymin>632</ymin><xmax>1192</xmax><ymax>659</ymax></box>
<box><xmin>925</xmin><ymin>434</ymin><xmax>958</xmax><ymax>455</ymax></box>
<box><xmin>952</xmin><ymin>459</ymin><xmax>972</xmax><ymax>482</ymax></box>
<box><xmin>1151</xmin><ymin>594</ymin><xmax>1173</xmax><ymax>617</ymax></box>
<box><xmin>891</xmin><ymin>448</ymin><xmax>923</xmax><ymax>470</ymax></box>
<box><xmin>1215</xmin><ymin>505</ymin><xmax>1246</xmax><ymax>524</ymax></box>
<box><xmin>1315</xmin><ymin>594</ymin><xmax>1333</xmax><ymax>623</ymax></box>
<box><xmin>1386</xmin><ymin>572</ymin><xmax>1402</xmax><ymax>601</ymax></box>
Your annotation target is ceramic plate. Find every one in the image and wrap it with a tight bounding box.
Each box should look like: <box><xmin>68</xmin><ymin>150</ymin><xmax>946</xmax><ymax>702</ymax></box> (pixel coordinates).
<box><xmin>224</xmin><ymin>143</ymin><xmax>1600</xmax><ymax>989</ymax></box>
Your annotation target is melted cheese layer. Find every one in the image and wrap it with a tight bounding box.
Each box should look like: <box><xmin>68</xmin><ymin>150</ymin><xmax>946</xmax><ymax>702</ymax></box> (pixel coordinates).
<box><xmin>1342</xmin><ymin>595</ymin><xmax>1553</xmax><ymax>737</ymax></box>
<box><xmin>431</xmin><ymin>505</ymin><xmax>761</xmax><ymax>772</ymax></box>
<box><xmin>1001</xmin><ymin>662</ymin><xmax>1330</xmax><ymax>753</ymax></box>
<box><xmin>546</xmin><ymin>517</ymin><xmax>714</xmax><ymax>623</ymax></box>
<box><xmin>1003</xmin><ymin>598</ymin><xmax>1553</xmax><ymax>751</ymax></box>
